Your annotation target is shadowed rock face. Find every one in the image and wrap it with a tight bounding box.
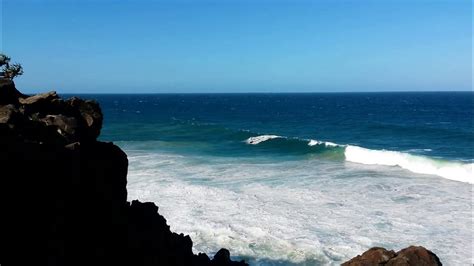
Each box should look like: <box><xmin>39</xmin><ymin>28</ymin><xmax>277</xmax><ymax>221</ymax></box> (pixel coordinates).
<box><xmin>0</xmin><ymin>80</ymin><xmax>247</xmax><ymax>266</ymax></box>
<box><xmin>342</xmin><ymin>246</ymin><xmax>442</xmax><ymax>266</ymax></box>
<box><xmin>0</xmin><ymin>79</ymin><xmax>25</xmax><ymax>105</ymax></box>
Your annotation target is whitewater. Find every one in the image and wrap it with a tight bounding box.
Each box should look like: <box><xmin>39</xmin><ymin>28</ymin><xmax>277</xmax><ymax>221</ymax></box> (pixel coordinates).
<box><xmin>124</xmin><ymin>143</ymin><xmax>473</xmax><ymax>265</ymax></box>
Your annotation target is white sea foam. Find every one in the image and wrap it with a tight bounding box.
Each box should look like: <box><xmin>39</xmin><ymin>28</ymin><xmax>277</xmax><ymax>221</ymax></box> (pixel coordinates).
<box><xmin>344</xmin><ymin>145</ymin><xmax>474</xmax><ymax>184</ymax></box>
<box><xmin>308</xmin><ymin>139</ymin><xmax>340</xmax><ymax>147</ymax></box>
<box><xmin>246</xmin><ymin>135</ymin><xmax>282</xmax><ymax>145</ymax></box>
<box><xmin>124</xmin><ymin>148</ymin><xmax>473</xmax><ymax>266</ymax></box>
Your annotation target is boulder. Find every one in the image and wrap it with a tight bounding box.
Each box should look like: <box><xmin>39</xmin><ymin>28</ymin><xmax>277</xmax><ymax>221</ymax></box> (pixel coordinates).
<box><xmin>343</xmin><ymin>246</ymin><xmax>442</xmax><ymax>266</ymax></box>
<box><xmin>212</xmin><ymin>249</ymin><xmax>247</xmax><ymax>266</ymax></box>
<box><xmin>342</xmin><ymin>247</ymin><xmax>396</xmax><ymax>266</ymax></box>
<box><xmin>66</xmin><ymin>97</ymin><xmax>103</xmax><ymax>141</ymax></box>
<box><xmin>41</xmin><ymin>114</ymin><xmax>79</xmax><ymax>136</ymax></box>
<box><xmin>386</xmin><ymin>246</ymin><xmax>442</xmax><ymax>266</ymax></box>
<box><xmin>0</xmin><ymin>85</ymin><xmax>103</xmax><ymax>144</ymax></box>
<box><xmin>19</xmin><ymin>90</ymin><xmax>58</xmax><ymax>105</ymax></box>
<box><xmin>0</xmin><ymin>104</ymin><xmax>21</xmax><ymax>124</ymax></box>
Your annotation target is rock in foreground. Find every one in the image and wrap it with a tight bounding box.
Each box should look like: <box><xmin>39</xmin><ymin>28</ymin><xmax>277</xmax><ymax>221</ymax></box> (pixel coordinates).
<box><xmin>0</xmin><ymin>80</ymin><xmax>246</xmax><ymax>266</ymax></box>
<box><xmin>342</xmin><ymin>246</ymin><xmax>442</xmax><ymax>266</ymax></box>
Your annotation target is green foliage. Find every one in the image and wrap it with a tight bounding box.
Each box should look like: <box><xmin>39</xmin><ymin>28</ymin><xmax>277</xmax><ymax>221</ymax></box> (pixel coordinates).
<box><xmin>5</xmin><ymin>63</ymin><xmax>24</xmax><ymax>80</ymax></box>
<box><xmin>0</xmin><ymin>53</ymin><xmax>23</xmax><ymax>80</ymax></box>
<box><xmin>0</xmin><ymin>53</ymin><xmax>11</xmax><ymax>67</ymax></box>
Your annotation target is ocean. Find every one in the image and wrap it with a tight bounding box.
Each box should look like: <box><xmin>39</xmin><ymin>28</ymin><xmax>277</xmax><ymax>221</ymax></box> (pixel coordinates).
<box><xmin>79</xmin><ymin>92</ymin><xmax>472</xmax><ymax>265</ymax></box>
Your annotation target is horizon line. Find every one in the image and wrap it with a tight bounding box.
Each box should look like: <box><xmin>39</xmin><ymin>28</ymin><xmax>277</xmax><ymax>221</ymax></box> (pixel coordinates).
<box><xmin>50</xmin><ymin>90</ymin><xmax>474</xmax><ymax>95</ymax></box>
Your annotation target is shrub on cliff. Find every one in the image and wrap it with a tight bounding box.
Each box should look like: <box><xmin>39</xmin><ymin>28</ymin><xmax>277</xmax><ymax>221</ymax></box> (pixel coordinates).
<box><xmin>0</xmin><ymin>53</ymin><xmax>11</xmax><ymax>67</ymax></box>
<box><xmin>0</xmin><ymin>53</ymin><xmax>23</xmax><ymax>80</ymax></box>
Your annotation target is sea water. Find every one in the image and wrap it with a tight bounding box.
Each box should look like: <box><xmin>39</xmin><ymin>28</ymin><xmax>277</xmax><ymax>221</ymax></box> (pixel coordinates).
<box><xmin>84</xmin><ymin>92</ymin><xmax>472</xmax><ymax>265</ymax></box>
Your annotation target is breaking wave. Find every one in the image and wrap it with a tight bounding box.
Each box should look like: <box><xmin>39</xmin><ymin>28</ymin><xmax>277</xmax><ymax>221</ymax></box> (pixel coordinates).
<box><xmin>245</xmin><ymin>135</ymin><xmax>473</xmax><ymax>184</ymax></box>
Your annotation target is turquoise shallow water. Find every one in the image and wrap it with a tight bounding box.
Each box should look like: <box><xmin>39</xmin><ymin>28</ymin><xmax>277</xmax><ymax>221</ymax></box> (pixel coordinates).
<box><xmin>71</xmin><ymin>93</ymin><xmax>473</xmax><ymax>265</ymax></box>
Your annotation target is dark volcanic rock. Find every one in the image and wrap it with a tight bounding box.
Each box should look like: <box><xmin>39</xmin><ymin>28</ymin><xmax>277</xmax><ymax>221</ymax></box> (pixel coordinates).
<box><xmin>41</xmin><ymin>114</ymin><xmax>80</xmax><ymax>136</ymax></box>
<box><xmin>212</xmin><ymin>248</ymin><xmax>247</xmax><ymax>266</ymax></box>
<box><xmin>213</xmin><ymin>249</ymin><xmax>233</xmax><ymax>264</ymax></box>
<box><xmin>0</xmin><ymin>104</ymin><xmax>22</xmax><ymax>124</ymax></box>
<box><xmin>0</xmin><ymin>79</ymin><xmax>25</xmax><ymax>105</ymax></box>
<box><xmin>66</xmin><ymin>97</ymin><xmax>103</xmax><ymax>141</ymax></box>
<box><xmin>0</xmin><ymin>82</ymin><xmax>103</xmax><ymax>144</ymax></box>
<box><xmin>0</xmin><ymin>80</ymin><xmax>247</xmax><ymax>266</ymax></box>
<box><xmin>343</xmin><ymin>246</ymin><xmax>442</xmax><ymax>266</ymax></box>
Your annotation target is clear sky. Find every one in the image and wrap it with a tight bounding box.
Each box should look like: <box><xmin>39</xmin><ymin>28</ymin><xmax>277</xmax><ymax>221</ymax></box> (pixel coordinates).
<box><xmin>1</xmin><ymin>0</ymin><xmax>472</xmax><ymax>93</ymax></box>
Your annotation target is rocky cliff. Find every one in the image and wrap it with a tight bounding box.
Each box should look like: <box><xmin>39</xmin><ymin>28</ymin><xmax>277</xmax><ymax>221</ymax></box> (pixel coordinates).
<box><xmin>0</xmin><ymin>80</ymin><xmax>442</xmax><ymax>266</ymax></box>
<box><xmin>0</xmin><ymin>79</ymin><xmax>246</xmax><ymax>266</ymax></box>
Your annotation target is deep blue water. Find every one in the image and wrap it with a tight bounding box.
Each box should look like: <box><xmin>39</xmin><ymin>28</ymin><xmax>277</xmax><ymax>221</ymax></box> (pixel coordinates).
<box><xmin>65</xmin><ymin>92</ymin><xmax>473</xmax><ymax>265</ymax></box>
<box><xmin>88</xmin><ymin>92</ymin><xmax>473</xmax><ymax>161</ymax></box>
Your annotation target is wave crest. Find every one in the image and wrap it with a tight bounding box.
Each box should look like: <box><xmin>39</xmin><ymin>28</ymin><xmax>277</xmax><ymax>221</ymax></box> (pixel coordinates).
<box><xmin>245</xmin><ymin>135</ymin><xmax>282</xmax><ymax>145</ymax></box>
<box><xmin>245</xmin><ymin>135</ymin><xmax>473</xmax><ymax>184</ymax></box>
<box><xmin>345</xmin><ymin>145</ymin><xmax>474</xmax><ymax>184</ymax></box>
<box><xmin>308</xmin><ymin>139</ymin><xmax>340</xmax><ymax>147</ymax></box>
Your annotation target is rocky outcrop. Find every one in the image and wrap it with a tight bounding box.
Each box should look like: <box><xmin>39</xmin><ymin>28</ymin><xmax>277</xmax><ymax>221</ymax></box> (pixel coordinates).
<box><xmin>342</xmin><ymin>246</ymin><xmax>442</xmax><ymax>266</ymax></box>
<box><xmin>0</xmin><ymin>80</ymin><xmax>246</xmax><ymax>266</ymax></box>
<box><xmin>0</xmin><ymin>79</ymin><xmax>25</xmax><ymax>105</ymax></box>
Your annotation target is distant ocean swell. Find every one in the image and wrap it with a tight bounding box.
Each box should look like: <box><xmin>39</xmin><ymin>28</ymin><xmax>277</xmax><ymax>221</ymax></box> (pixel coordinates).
<box><xmin>246</xmin><ymin>135</ymin><xmax>474</xmax><ymax>184</ymax></box>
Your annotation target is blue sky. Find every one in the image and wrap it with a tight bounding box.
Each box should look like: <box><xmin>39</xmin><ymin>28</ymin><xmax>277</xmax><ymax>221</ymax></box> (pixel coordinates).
<box><xmin>1</xmin><ymin>0</ymin><xmax>472</xmax><ymax>93</ymax></box>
